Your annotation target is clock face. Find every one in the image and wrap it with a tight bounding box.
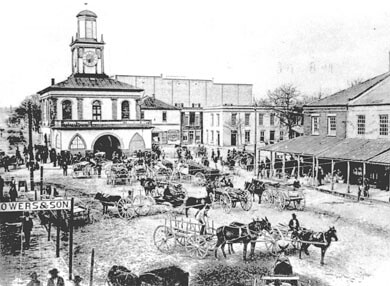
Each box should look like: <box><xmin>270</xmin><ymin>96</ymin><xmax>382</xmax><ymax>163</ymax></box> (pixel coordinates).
<box><xmin>83</xmin><ymin>51</ymin><xmax>98</xmax><ymax>67</ymax></box>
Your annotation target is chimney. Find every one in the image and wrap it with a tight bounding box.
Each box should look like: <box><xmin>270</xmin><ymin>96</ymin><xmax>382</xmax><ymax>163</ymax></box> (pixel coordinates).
<box><xmin>51</xmin><ymin>78</ymin><xmax>55</xmax><ymax>85</ymax></box>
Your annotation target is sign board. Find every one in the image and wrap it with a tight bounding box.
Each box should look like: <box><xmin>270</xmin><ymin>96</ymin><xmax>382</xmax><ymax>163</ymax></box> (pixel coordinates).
<box><xmin>167</xmin><ymin>129</ymin><xmax>180</xmax><ymax>143</ymax></box>
<box><xmin>0</xmin><ymin>200</ymin><xmax>71</xmax><ymax>212</ymax></box>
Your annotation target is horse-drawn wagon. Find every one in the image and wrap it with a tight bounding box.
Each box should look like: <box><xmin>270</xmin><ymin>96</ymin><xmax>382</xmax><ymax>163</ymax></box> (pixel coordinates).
<box><xmin>153</xmin><ymin>217</ymin><xmax>217</xmax><ymax>259</ymax></box>
<box><xmin>71</xmin><ymin>161</ymin><xmax>93</xmax><ymax>178</ymax></box>
<box><xmin>262</xmin><ymin>183</ymin><xmax>306</xmax><ymax>211</ymax></box>
<box><xmin>106</xmin><ymin>164</ymin><xmax>132</xmax><ymax>185</ymax></box>
<box><xmin>171</xmin><ymin>160</ymin><xmax>221</xmax><ymax>186</ymax></box>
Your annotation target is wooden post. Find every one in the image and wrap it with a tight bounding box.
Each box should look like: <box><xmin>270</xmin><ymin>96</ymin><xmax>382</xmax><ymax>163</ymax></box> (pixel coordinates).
<box><xmin>48</xmin><ymin>220</ymin><xmax>51</xmax><ymax>241</ymax></box>
<box><xmin>271</xmin><ymin>152</ymin><xmax>275</xmax><ymax>178</ymax></box>
<box><xmin>363</xmin><ymin>162</ymin><xmax>366</xmax><ymax>181</ymax></box>
<box><xmin>40</xmin><ymin>166</ymin><xmax>43</xmax><ymax>197</ymax></box>
<box><xmin>254</xmin><ymin>105</ymin><xmax>258</xmax><ymax>177</ymax></box>
<box><xmin>56</xmin><ymin>211</ymin><xmax>60</xmax><ymax>257</ymax></box>
<box><xmin>90</xmin><ymin>248</ymin><xmax>95</xmax><ymax>286</ymax></box>
<box><xmin>257</xmin><ymin>149</ymin><xmax>261</xmax><ymax>179</ymax></box>
<box><xmin>347</xmin><ymin>161</ymin><xmax>350</xmax><ymax>193</ymax></box>
<box><xmin>28</xmin><ymin>102</ymin><xmax>36</xmax><ymax>200</ymax></box>
<box><xmin>297</xmin><ymin>155</ymin><xmax>301</xmax><ymax>179</ymax></box>
<box><xmin>69</xmin><ymin>198</ymin><xmax>74</xmax><ymax>280</ymax></box>
<box><xmin>282</xmin><ymin>153</ymin><xmax>286</xmax><ymax>181</ymax></box>
<box><xmin>331</xmin><ymin>160</ymin><xmax>335</xmax><ymax>190</ymax></box>
<box><xmin>315</xmin><ymin>157</ymin><xmax>319</xmax><ymax>187</ymax></box>
<box><xmin>312</xmin><ymin>156</ymin><xmax>315</xmax><ymax>186</ymax></box>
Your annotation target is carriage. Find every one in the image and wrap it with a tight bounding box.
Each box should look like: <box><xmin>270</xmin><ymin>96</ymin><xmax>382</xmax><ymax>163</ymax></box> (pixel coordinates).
<box><xmin>106</xmin><ymin>163</ymin><xmax>132</xmax><ymax>185</ymax></box>
<box><xmin>147</xmin><ymin>162</ymin><xmax>173</xmax><ymax>182</ymax></box>
<box><xmin>261</xmin><ymin>183</ymin><xmax>306</xmax><ymax>211</ymax></box>
<box><xmin>71</xmin><ymin>161</ymin><xmax>93</xmax><ymax>178</ymax></box>
<box><xmin>153</xmin><ymin>217</ymin><xmax>217</xmax><ymax>259</ymax></box>
<box><xmin>171</xmin><ymin>160</ymin><xmax>221</xmax><ymax>186</ymax></box>
<box><xmin>208</xmin><ymin>184</ymin><xmax>253</xmax><ymax>214</ymax></box>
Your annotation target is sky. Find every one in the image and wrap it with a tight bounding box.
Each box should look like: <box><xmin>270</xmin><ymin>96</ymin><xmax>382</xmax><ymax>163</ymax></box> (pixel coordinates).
<box><xmin>2</xmin><ymin>0</ymin><xmax>390</xmax><ymax>107</ymax></box>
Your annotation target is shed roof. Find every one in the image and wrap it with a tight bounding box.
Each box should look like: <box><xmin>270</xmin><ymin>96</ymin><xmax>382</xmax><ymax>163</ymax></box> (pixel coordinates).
<box><xmin>367</xmin><ymin>150</ymin><xmax>390</xmax><ymax>165</ymax></box>
<box><xmin>140</xmin><ymin>96</ymin><xmax>179</xmax><ymax>110</ymax></box>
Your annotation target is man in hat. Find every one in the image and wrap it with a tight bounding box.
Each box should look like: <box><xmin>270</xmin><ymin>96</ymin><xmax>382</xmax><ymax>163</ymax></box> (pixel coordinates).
<box><xmin>9</xmin><ymin>177</ymin><xmax>18</xmax><ymax>202</ymax></box>
<box><xmin>22</xmin><ymin>212</ymin><xmax>33</xmax><ymax>249</ymax></box>
<box><xmin>26</xmin><ymin>271</ymin><xmax>41</xmax><ymax>286</ymax></box>
<box><xmin>288</xmin><ymin>213</ymin><xmax>300</xmax><ymax>234</ymax></box>
<box><xmin>47</xmin><ymin>268</ymin><xmax>65</xmax><ymax>286</ymax></box>
<box><xmin>73</xmin><ymin>275</ymin><xmax>82</xmax><ymax>286</ymax></box>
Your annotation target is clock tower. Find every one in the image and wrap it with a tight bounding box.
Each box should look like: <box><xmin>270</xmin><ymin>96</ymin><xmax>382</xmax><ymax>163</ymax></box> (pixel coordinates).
<box><xmin>70</xmin><ymin>10</ymin><xmax>105</xmax><ymax>75</ymax></box>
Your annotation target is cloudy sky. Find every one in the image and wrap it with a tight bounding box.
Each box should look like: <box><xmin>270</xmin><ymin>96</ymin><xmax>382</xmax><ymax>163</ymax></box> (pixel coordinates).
<box><xmin>2</xmin><ymin>0</ymin><xmax>390</xmax><ymax>106</ymax></box>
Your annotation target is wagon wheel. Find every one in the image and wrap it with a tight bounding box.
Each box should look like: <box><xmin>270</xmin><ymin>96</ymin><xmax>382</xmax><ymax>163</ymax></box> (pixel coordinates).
<box><xmin>133</xmin><ymin>195</ymin><xmax>154</xmax><ymax>216</ymax></box>
<box><xmin>296</xmin><ymin>195</ymin><xmax>306</xmax><ymax>211</ymax></box>
<box><xmin>220</xmin><ymin>192</ymin><xmax>232</xmax><ymax>213</ymax></box>
<box><xmin>194</xmin><ymin>172</ymin><xmax>206</xmax><ymax>186</ymax></box>
<box><xmin>185</xmin><ymin>235</ymin><xmax>208</xmax><ymax>259</ymax></box>
<box><xmin>240</xmin><ymin>190</ymin><xmax>253</xmax><ymax>211</ymax></box>
<box><xmin>261</xmin><ymin>190</ymin><xmax>273</xmax><ymax>206</ymax></box>
<box><xmin>117</xmin><ymin>198</ymin><xmax>136</xmax><ymax>219</ymax></box>
<box><xmin>153</xmin><ymin>225</ymin><xmax>176</xmax><ymax>254</ymax></box>
<box><xmin>276</xmin><ymin>193</ymin><xmax>286</xmax><ymax>211</ymax></box>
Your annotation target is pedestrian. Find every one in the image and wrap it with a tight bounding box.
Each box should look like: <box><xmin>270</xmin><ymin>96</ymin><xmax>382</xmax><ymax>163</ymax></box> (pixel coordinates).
<box><xmin>288</xmin><ymin>213</ymin><xmax>300</xmax><ymax>233</ymax></box>
<box><xmin>217</xmin><ymin>148</ymin><xmax>220</xmax><ymax>160</ymax></box>
<box><xmin>73</xmin><ymin>276</ymin><xmax>83</xmax><ymax>286</ymax></box>
<box><xmin>97</xmin><ymin>163</ymin><xmax>102</xmax><ymax>178</ymax></box>
<box><xmin>195</xmin><ymin>204</ymin><xmax>210</xmax><ymax>235</ymax></box>
<box><xmin>62</xmin><ymin>163</ymin><xmax>68</xmax><ymax>176</ymax></box>
<box><xmin>9</xmin><ymin>177</ymin><xmax>18</xmax><ymax>202</ymax></box>
<box><xmin>4</xmin><ymin>156</ymin><xmax>9</xmax><ymax>172</ymax></box>
<box><xmin>26</xmin><ymin>271</ymin><xmax>41</xmax><ymax>286</ymax></box>
<box><xmin>47</xmin><ymin>268</ymin><xmax>65</xmax><ymax>286</ymax></box>
<box><xmin>211</xmin><ymin>149</ymin><xmax>215</xmax><ymax>160</ymax></box>
<box><xmin>213</xmin><ymin>155</ymin><xmax>218</xmax><ymax>169</ymax></box>
<box><xmin>0</xmin><ymin>175</ymin><xmax>4</xmax><ymax>201</ymax></box>
<box><xmin>363</xmin><ymin>176</ymin><xmax>370</xmax><ymax>198</ymax></box>
<box><xmin>22</xmin><ymin>212</ymin><xmax>33</xmax><ymax>249</ymax></box>
<box><xmin>293</xmin><ymin>176</ymin><xmax>301</xmax><ymax>190</ymax></box>
<box><xmin>358</xmin><ymin>178</ymin><xmax>363</xmax><ymax>202</ymax></box>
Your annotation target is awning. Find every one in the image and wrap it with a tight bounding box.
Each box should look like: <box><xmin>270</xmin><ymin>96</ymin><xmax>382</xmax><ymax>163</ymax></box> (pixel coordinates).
<box><xmin>319</xmin><ymin>138</ymin><xmax>390</xmax><ymax>161</ymax></box>
<box><xmin>368</xmin><ymin>150</ymin><xmax>390</xmax><ymax>165</ymax></box>
<box><xmin>259</xmin><ymin>136</ymin><xmax>343</xmax><ymax>156</ymax></box>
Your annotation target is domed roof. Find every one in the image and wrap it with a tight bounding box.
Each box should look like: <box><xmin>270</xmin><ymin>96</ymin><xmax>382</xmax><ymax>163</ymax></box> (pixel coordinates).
<box><xmin>77</xmin><ymin>10</ymin><xmax>97</xmax><ymax>18</ymax></box>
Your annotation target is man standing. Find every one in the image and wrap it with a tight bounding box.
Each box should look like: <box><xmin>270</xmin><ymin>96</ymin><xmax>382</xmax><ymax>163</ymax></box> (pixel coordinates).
<box><xmin>217</xmin><ymin>148</ymin><xmax>221</xmax><ymax>160</ymax></box>
<box><xmin>62</xmin><ymin>163</ymin><xmax>68</xmax><ymax>176</ymax></box>
<box><xmin>195</xmin><ymin>204</ymin><xmax>210</xmax><ymax>235</ymax></box>
<box><xmin>47</xmin><ymin>269</ymin><xmax>65</xmax><ymax>286</ymax></box>
<box><xmin>0</xmin><ymin>175</ymin><xmax>4</xmax><ymax>201</ymax></box>
<box><xmin>22</xmin><ymin>212</ymin><xmax>33</xmax><ymax>249</ymax></box>
<box><xmin>9</xmin><ymin>177</ymin><xmax>18</xmax><ymax>202</ymax></box>
<box><xmin>288</xmin><ymin>213</ymin><xmax>300</xmax><ymax>232</ymax></box>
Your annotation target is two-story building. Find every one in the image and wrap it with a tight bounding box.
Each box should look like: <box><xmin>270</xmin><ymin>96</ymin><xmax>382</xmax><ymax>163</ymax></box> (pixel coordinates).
<box><xmin>38</xmin><ymin>10</ymin><xmax>152</xmax><ymax>159</ymax></box>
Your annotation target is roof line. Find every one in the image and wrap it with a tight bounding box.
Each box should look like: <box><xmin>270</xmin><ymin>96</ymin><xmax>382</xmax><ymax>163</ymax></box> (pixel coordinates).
<box><xmin>348</xmin><ymin>72</ymin><xmax>390</xmax><ymax>101</ymax></box>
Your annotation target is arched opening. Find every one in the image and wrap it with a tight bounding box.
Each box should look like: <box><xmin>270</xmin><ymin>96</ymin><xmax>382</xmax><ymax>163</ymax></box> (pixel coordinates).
<box><xmin>69</xmin><ymin>134</ymin><xmax>86</xmax><ymax>150</ymax></box>
<box><xmin>121</xmin><ymin>100</ymin><xmax>130</xmax><ymax>119</ymax></box>
<box><xmin>62</xmin><ymin>100</ymin><xmax>72</xmax><ymax>120</ymax></box>
<box><xmin>129</xmin><ymin>133</ymin><xmax>145</xmax><ymax>154</ymax></box>
<box><xmin>93</xmin><ymin>135</ymin><xmax>121</xmax><ymax>160</ymax></box>
<box><xmin>92</xmin><ymin>100</ymin><xmax>102</xmax><ymax>120</ymax></box>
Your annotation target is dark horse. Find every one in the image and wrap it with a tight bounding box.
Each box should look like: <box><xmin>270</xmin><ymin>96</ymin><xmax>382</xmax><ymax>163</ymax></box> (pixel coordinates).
<box><xmin>139</xmin><ymin>177</ymin><xmax>157</xmax><ymax>196</ymax></box>
<box><xmin>298</xmin><ymin>226</ymin><xmax>338</xmax><ymax>265</ymax></box>
<box><xmin>95</xmin><ymin>192</ymin><xmax>122</xmax><ymax>214</ymax></box>
<box><xmin>215</xmin><ymin>217</ymin><xmax>272</xmax><ymax>261</ymax></box>
<box><xmin>244</xmin><ymin>179</ymin><xmax>265</xmax><ymax>204</ymax></box>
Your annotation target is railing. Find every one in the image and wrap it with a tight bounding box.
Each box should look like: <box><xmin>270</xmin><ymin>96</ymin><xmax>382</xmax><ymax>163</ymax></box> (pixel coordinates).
<box><xmin>52</xmin><ymin>119</ymin><xmax>152</xmax><ymax>128</ymax></box>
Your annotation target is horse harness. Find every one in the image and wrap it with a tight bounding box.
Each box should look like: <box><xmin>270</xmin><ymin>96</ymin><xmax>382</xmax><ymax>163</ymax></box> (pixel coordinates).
<box><xmin>223</xmin><ymin>224</ymin><xmax>261</xmax><ymax>243</ymax></box>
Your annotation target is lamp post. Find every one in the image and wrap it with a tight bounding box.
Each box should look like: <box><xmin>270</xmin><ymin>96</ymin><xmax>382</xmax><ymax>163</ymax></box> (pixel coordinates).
<box><xmin>28</xmin><ymin>102</ymin><xmax>36</xmax><ymax>200</ymax></box>
<box><xmin>254</xmin><ymin>103</ymin><xmax>258</xmax><ymax>177</ymax></box>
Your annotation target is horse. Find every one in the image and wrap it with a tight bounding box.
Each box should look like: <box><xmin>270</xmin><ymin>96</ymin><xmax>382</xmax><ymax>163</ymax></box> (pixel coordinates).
<box><xmin>244</xmin><ymin>179</ymin><xmax>265</xmax><ymax>204</ymax></box>
<box><xmin>184</xmin><ymin>181</ymin><xmax>213</xmax><ymax>217</ymax></box>
<box><xmin>215</xmin><ymin>217</ymin><xmax>272</xmax><ymax>261</ymax></box>
<box><xmin>107</xmin><ymin>265</ymin><xmax>139</xmax><ymax>286</ymax></box>
<box><xmin>139</xmin><ymin>177</ymin><xmax>157</xmax><ymax>196</ymax></box>
<box><xmin>94</xmin><ymin>193</ymin><xmax>122</xmax><ymax>214</ymax></box>
<box><xmin>298</xmin><ymin>226</ymin><xmax>338</xmax><ymax>265</ymax></box>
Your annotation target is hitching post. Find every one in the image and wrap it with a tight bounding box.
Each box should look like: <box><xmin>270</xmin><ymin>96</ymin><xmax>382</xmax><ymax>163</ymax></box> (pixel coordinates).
<box><xmin>40</xmin><ymin>166</ymin><xmax>43</xmax><ymax>197</ymax></box>
<box><xmin>56</xmin><ymin>210</ymin><xmax>60</xmax><ymax>257</ymax></box>
<box><xmin>69</xmin><ymin>197</ymin><xmax>74</xmax><ymax>280</ymax></box>
<box><xmin>90</xmin><ymin>248</ymin><xmax>95</xmax><ymax>286</ymax></box>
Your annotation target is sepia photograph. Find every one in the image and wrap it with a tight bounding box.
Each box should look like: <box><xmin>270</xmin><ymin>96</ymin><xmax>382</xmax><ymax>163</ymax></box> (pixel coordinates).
<box><xmin>0</xmin><ymin>0</ymin><xmax>389</xmax><ymax>285</ymax></box>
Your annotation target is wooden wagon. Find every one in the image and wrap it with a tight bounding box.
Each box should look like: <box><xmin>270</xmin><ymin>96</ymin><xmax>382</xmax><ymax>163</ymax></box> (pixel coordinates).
<box><xmin>209</xmin><ymin>185</ymin><xmax>253</xmax><ymax>214</ymax></box>
<box><xmin>170</xmin><ymin>160</ymin><xmax>222</xmax><ymax>186</ymax></box>
<box><xmin>153</xmin><ymin>217</ymin><xmax>217</xmax><ymax>259</ymax></box>
<box><xmin>106</xmin><ymin>164</ymin><xmax>132</xmax><ymax>185</ymax></box>
<box><xmin>262</xmin><ymin>183</ymin><xmax>306</xmax><ymax>211</ymax></box>
<box><xmin>71</xmin><ymin>161</ymin><xmax>93</xmax><ymax>179</ymax></box>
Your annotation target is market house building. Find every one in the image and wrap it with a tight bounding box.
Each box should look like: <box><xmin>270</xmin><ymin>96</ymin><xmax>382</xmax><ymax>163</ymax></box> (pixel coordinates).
<box><xmin>38</xmin><ymin>10</ymin><xmax>152</xmax><ymax>158</ymax></box>
<box><xmin>260</xmin><ymin>70</ymin><xmax>390</xmax><ymax>194</ymax></box>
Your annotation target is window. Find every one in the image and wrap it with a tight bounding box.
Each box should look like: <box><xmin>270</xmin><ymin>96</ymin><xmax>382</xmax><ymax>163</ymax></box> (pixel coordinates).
<box><xmin>245</xmin><ymin>130</ymin><xmax>250</xmax><ymax>143</ymax></box>
<box><xmin>245</xmin><ymin>113</ymin><xmax>250</xmax><ymax>126</ymax></box>
<box><xmin>195</xmin><ymin>114</ymin><xmax>200</xmax><ymax>126</ymax></box>
<box><xmin>280</xmin><ymin>131</ymin><xmax>284</xmax><ymax>141</ymax></box>
<box><xmin>195</xmin><ymin>130</ymin><xmax>201</xmax><ymax>143</ymax></box>
<box><xmin>121</xmin><ymin>101</ymin><xmax>130</xmax><ymax>119</ymax></box>
<box><xmin>55</xmin><ymin>134</ymin><xmax>60</xmax><ymax>149</ymax></box>
<box><xmin>258</xmin><ymin>114</ymin><xmax>264</xmax><ymax>125</ymax></box>
<box><xmin>184</xmin><ymin>114</ymin><xmax>189</xmax><ymax>126</ymax></box>
<box><xmin>380</xmin><ymin>114</ymin><xmax>388</xmax><ymax>136</ymax></box>
<box><xmin>260</xmin><ymin>131</ymin><xmax>265</xmax><ymax>142</ymax></box>
<box><xmin>270</xmin><ymin>113</ymin><xmax>275</xmax><ymax>126</ymax></box>
<box><xmin>189</xmin><ymin>131</ymin><xmax>194</xmax><ymax>142</ymax></box>
<box><xmin>70</xmin><ymin>135</ymin><xmax>85</xmax><ymax>150</ymax></box>
<box><xmin>357</xmin><ymin>115</ymin><xmax>365</xmax><ymax>135</ymax></box>
<box><xmin>182</xmin><ymin>131</ymin><xmax>188</xmax><ymax>142</ymax></box>
<box><xmin>211</xmin><ymin>114</ymin><xmax>214</xmax><ymax>126</ymax></box>
<box><xmin>270</xmin><ymin>130</ymin><xmax>275</xmax><ymax>142</ymax></box>
<box><xmin>206</xmin><ymin>130</ymin><xmax>209</xmax><ymax>143</ymax></box>
<box><xmin>140</xmin><ymin>111</ymin><xmax>144</xmax><ymax>120</ymax></box>
<box><xmin>189</xmin><ymin>112</ymin><xmax>195</xmax><ymax>125</ymax></box>
<box><xmin>217</xmin><ymin>114</ymin><xmax>220</xmax><ymax>126</ymax></box>
<box><xmin>311</xmin><ymin>116</ymin><xmax>319</xmax><ymax>135</ymax></box>
<box><xmin>211</xmin><ymin>130</ymin><xmax>214</xmax><ymax>142</ymax></box>
<box><xmin>327</xmin><ymin>116</ymin><xmax>336</xmax><ymax>136</ymax></box>
<box><xmin>92</xmin><ymin>100</ymin><xmax>102</xmax><ymax>120</ymax></box>
<box><xmin>162</xmin><ymin>111</ymin><xmax>167</xmax><ymax>122</ymax></box>
<box><xmin>175</xmin><ymin>103</ymin><xmax>184</xmax><ymax>108</ymax></box>
<box><xmin>231</xmin><ymin>113</ymin><xmax>237</xmax><ymax>126</ymax></box>
<box><xmin>62</xmin><ymin>100</ymin><xmax>72</xmax><ymax>120</ymax></box>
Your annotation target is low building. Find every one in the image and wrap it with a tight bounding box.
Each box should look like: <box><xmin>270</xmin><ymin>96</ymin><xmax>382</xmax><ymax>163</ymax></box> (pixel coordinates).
<box><xmin>140</xmin><ymin>96</ymin><xmax>181</xmax><ymax>145</ymax></box>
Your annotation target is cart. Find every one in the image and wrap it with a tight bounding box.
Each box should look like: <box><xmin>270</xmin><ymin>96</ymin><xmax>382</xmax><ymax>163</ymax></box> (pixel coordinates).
<box><xmin>153</xmin><ymin>217</ymin><xmax>217</xmax><ymax>259</ymax></box>
<box><xmin>106</xmin><ymin>164</ymin><xmax>132</xmax><ymax>185</ymax></box>
<box><xmin>171</xmin><ymin>160</ymin><xmax>221</xmax><ymax>186</ymax></box>
<box><xmin>71</xmin><ymin>161</ymin><xmax>93</xmax><ymax>178</ymax></box>
<box><xmin>262</xmin><ymin>183</ymin><xmax>306</xmax><ymax>211</ymax></box>
<box><xmin>209</xmin><ymin>186</ymin><xmax>253</xmax><ymax>214</ymax></box>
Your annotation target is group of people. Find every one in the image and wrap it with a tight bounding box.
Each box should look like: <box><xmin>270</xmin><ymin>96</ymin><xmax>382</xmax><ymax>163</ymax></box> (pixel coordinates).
<box><xmin>26</xmin><ymin>268</ymin><xmax>83</xmax><ymax>286</ymax></box>
<box><xmin>0</xmin><ymin>175</ymin><xmax>17</xmax><ymax>202</ymax></box>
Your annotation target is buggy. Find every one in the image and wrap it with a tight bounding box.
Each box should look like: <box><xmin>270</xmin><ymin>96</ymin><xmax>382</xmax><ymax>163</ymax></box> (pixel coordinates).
<box><xmin>71</xmin><ymin>161</ymin><xmax>93</xmax><ymax>178</ymax></box>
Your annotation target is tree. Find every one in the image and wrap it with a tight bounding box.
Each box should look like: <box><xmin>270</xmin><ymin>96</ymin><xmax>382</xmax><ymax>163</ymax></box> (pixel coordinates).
<box><xmin>262</xmin><ymin>84</ymin><xmax>304</xmax><ymax>139</ymax></box>
<box><xmin>10</xmin><ymin>94</ymin><xmax>41</xmax><ymax>131</ymax></box>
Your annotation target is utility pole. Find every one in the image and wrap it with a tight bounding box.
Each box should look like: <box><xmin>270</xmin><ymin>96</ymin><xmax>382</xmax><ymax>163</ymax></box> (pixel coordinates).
<box><xmin>254</xmin><ymin>103</ymin><xmax>258</xmax><ymax>177</ymax></box>
<box><xmin>28</xmin><ymin>102</ymin><xmax>36</xmax><ymax>200</ymax></box>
